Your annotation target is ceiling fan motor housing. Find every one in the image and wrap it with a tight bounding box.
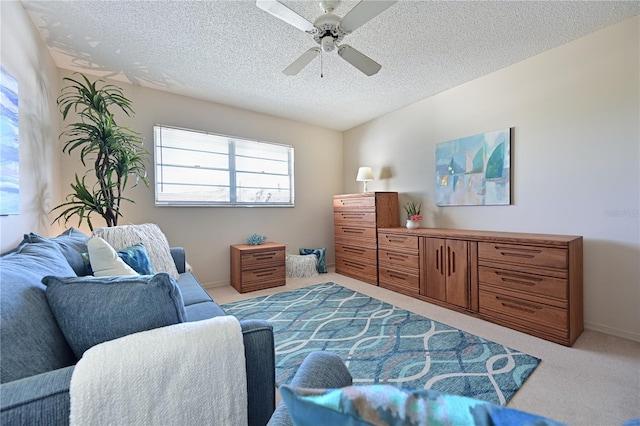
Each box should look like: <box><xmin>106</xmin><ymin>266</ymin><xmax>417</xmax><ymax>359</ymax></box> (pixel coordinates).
<box><xmin>312</xmin><ymin>13</ymin><xmax>346</xmax><ymax>52</ymax></box>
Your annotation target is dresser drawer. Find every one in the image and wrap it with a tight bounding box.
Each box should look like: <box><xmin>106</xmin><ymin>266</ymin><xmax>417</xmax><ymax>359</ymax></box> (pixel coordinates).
<box><xmin>379</xmin><ymin>265</ymin><xmax>420</xmax><ymax>295</ymax></box>
<box><xmin>334</xmin><ymin>211</ymin><xmax>376</xmax><ymax>226</ymax></box>
<box><xmin>241</xmin><ymin>249</ymin><xmax>285</xmax><ymax>268</ymax></box>
<box><xmin>333</xmin><ymin>195</ymin><xmax>375</xmax><ymax>210</ymax></box>
<box><xmin>241</xmin><ymin>264</ymin><xmax>285</xmax><ymax>283</ymax></box>
<box><xmin>479</xmin><ymin>266</ymin><xmax>567</xmax><ymax>300</ymax></box>
<box><xmin>478</xmin><ymin>242</ymin><xmax>567</xmax><ymax>269</ymax></box>
<box><xmin>479</xmin><ymin>290</ymin><xmax>568</xmax><ymax>334</ymax></box>
<box><xmin>334</xmin><ymin>225</ymin><xmax>377</xmax><ymax>240</ymax></box>
<box><xmin>379</xmin><ymin>249</ymin><xmax>419</xmax><ymax>269</ymax></box>
<box><xmin>335</xmin><ymin>242</ymin><xmax>377</xmax><ymax>262</ymax></box>
<box><xmin>378</xmin><ymin>233</ymin><xmax>419</xmax><ymax>250</ymax></box>
<box><xmin>335</xmin><ymin>256</ymin><xmax>378</xmax><ymax>284</ymax></box>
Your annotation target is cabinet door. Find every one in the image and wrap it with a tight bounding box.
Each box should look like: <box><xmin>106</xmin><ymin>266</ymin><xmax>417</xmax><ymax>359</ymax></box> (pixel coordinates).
<box><xmin>423</xmin><ymin>238</ymin><xmax>469</xmax><ymax>308</ymax></box>
<box><xmin>424</xmin><ymin>238</ymin><xmax>447</xmax><ymax>301</ymax></box>
<box><xmin>445</xmin><ymin>239</ymin><xmax>468</xmax><ymax>309</ymax></box>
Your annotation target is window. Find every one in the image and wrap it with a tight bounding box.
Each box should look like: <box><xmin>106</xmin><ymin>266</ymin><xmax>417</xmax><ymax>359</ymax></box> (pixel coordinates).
<box><xmin>154</xmin><ymin>125</ymin><xmax>294</xmax><ymax>206</ymax></box>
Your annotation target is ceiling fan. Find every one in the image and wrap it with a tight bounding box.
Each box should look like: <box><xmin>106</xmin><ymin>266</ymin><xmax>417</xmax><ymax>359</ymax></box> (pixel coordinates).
<box><xmin>256</xmin><ymin>0</ymin><xmax>397</xmax><ymax>76</ymax></box>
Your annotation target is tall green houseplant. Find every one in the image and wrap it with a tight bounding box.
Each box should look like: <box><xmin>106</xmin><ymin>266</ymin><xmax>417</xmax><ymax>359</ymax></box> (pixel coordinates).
<box><xmin>53</xmin><ymin>74</ymin><xmax>148</xmax><ymax>230</ymax></box>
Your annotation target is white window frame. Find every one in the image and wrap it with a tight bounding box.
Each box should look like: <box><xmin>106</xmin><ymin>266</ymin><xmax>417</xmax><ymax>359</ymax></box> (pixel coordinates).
<box><xmin>154</xmin><ymin>125</ymin><xmax>294</xmax><ymax>207</ymax></box>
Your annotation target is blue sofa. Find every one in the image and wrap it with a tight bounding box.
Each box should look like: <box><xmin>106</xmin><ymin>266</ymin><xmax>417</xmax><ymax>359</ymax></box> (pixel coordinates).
<box><xmin>0</xmin><ymin>229</ymin><xmax>352</xmax><ymax>426</ymax></box>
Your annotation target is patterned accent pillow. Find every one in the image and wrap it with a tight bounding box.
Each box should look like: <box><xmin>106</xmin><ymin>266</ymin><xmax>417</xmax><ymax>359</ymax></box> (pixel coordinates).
<box><xmin>118</xmin><ymin>242</ymin><xmax>155</xmax><ymax>275</ymax></box>
<box><xmin>299</xmin><ymin>248</ymin><xmax>326</xmax><ymax>273</ymax></box>
<box><xmin>279</xmin><ymin>384</ymin><xmax>565</xmax><ymax>426</ymax></box>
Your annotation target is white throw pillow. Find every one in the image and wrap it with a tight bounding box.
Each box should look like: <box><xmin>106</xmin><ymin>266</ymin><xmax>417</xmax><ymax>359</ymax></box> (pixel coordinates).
<box><xmin>87</xmin><ymin>237</ymin><xmax>138</xmax><ymax>277</ymax></box>
<box><xmin>92</xmin><ymin>224</ymin><xmax>180</xmax><ymax>280</ymax></box>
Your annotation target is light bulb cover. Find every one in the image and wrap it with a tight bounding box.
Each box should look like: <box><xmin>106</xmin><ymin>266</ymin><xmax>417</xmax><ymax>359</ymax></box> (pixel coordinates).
<box><xmin>356</xmin><ymin>167</ymin><xmax>374</xmax><ymax>181</ymax></box>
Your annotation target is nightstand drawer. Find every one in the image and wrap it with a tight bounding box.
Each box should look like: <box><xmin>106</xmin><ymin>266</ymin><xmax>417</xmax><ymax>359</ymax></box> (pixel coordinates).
<box><xmin>241</xmin><ymin>265</ymin><xmax>285</xmax><ymax>283</ymax></box>
<box><xmin>241</xmin><ymin>249</ymin><xmax>285</xmax><ymax>267</ymax></box>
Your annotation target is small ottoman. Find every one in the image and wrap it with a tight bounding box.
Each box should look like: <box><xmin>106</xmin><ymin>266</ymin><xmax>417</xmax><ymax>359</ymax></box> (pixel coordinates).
<box><xmin>286</xmin><ymin>254</ymin><xmax>318</xmax><ymax>278</ymax></box>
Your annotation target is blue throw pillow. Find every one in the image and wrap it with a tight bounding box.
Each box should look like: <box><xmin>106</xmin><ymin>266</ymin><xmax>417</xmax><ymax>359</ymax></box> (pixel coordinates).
<box><xmin>299</xmin><ymin>248</ymin><xmax>327</xmax><ymax>273</ymax></box>
<box><xmin>279</xmin><ymin>384</ymin><xmax>565</xmax><ymax>426</ymax></box>
<box><xmin>0</xmin><ymin>240</ymin><xmax>78</xmax><ymax>383</ymax></box>
<box><xmin>118</xmin><ymin>242</ymin><xmax>155</xmax><ymax>275</ymax></box>
<box><xmin>24</xmin><ymin>228</ymin><xmax>90</xmax><ymax>276</ymax></box>
<box><xmin>43</xmin><ymin>273</ymin><xmax>186</xmax><ymax>358</ymax></box>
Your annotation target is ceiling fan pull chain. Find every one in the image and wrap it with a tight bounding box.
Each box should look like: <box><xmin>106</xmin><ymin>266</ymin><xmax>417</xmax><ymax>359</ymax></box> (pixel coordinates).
<box><xmin>320</xmin><ymin>50</ymin><xmax>324</xmax><ymax>78</ymax></box>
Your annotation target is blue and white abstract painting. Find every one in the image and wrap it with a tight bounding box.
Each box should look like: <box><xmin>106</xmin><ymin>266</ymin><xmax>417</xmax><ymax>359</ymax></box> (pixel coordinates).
<box><xmin>0</xmin><ymin>64</ymin><xmax>19</xmax><ymax>215</ymax></box>
<box><xmin>436</xmin><ymin>129</ymin><xmax>511</xmax><ymax>206</ymax></box>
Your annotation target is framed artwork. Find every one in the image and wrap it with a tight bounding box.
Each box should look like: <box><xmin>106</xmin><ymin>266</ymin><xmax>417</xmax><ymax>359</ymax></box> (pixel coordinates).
<box><xmin>0</xmin><ymin>64</ymin><xmax>19</xmax><ymax>215</ymax></box>
<box><xmin>436</xmin><ymin>128</ymin><xmax>511</xmax><ymax>206</ymax></box>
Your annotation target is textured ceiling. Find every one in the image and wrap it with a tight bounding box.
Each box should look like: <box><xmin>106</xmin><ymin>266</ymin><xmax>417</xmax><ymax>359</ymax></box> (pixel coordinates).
<box><xmin>22</xmin><ymin>1</ymin><xmax>639</xmax><ymax>131</ymax></box>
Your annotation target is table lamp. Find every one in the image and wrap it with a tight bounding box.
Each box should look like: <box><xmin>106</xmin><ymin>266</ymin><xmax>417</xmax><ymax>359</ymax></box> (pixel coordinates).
<box><xmin>356</xmin><ymin>167</ymin><xmax>374</xmax><ymax>192</ymax></box>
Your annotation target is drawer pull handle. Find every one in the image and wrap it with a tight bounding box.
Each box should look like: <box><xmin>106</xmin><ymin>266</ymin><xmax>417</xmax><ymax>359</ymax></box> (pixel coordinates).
<box><xmin>341</xmin><ymin>214</ymin><xmax>366</xmax><ymax>219</ymax></box>
<box><xmin>493</xmin><ymin>245</ymin><xmax>542</xmax><ymax>259</ymax></box>
<box><xmin>342</xmin><ymin>227</ymin><xmax>366</xmax><ymax>235</ymax></box>
<box><xmin>254</xmin><ymin>269</ymin><xmax>277</xmax><ymax>277</ymax></box>
<box><xmin>344</xmin><ymin>260</ymin><xmax>366</xmax><ymax>270</ymax></box>
<box><xmin>254</xmin><ymin>253</ymin><xmax>277</xmax><ymax>260</ymax></box>
<box><xmin>496</xmin><ymin>296</ymin><xmax>541</xmax><ymax>314</ymax></box>
<box><xmin>343</xmin><ymin>247</ymin><xmax>365</xmax><ymax>255</ymax></box>
<box><xmin>386</xmin><ymin>236</ymin><xmax>409</xmax><ymax>243</ymax></box>
<box><xmin>495</xmin><ymin>271</ymin><xmax>542</xmax><ymax>286</ymax></box>
<box><xmin>389</xmin><ymin>273</ymin><xmax>407</xmax><ymax>280</ymax></box>
<box><xmin>388</xmin><ymin>254</ymin><xmax>408</xmax><ymax>261</ymax></box>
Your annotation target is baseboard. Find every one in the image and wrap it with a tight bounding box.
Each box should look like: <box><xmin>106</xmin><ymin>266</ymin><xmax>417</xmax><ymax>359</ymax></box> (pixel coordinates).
<box><xmin>202</xmin><ymin>280</ymin><xmax>230</xmax><ymax>289</ymax></box>
<box><xmin>584</xmin><ymin>321</ymin><xmax>640</xmax><ymax>343</ymax></box>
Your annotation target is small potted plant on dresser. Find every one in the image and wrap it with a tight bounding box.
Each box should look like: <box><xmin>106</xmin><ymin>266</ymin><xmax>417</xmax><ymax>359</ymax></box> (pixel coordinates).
<box><xmin>404</xmin><ymin>201</ymin><xmax>422</xmax><ymax>229</ymax></box>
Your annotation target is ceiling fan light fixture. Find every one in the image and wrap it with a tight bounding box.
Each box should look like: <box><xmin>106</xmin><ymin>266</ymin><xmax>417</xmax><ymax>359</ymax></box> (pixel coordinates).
<box><xmin>321</xmin><ymin>35</ymin><xmax>335</xmax><ymax>52</ymax></box>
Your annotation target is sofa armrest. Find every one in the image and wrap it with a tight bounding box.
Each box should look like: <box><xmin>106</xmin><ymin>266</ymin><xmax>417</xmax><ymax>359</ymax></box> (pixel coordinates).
<box><xmin>1</xmin><ymin>321</ymin><xmax>275</xmax><ymax>426</ymax></box>
<box><xmin>170</xmin><ymin>247</ymin><xmax>186</xmax><ymax>273</ymax></box>
<box><xmin>0</xmin><ymin>366</ymin><xmax>75</xmax><ymax>426</ymax></box>
<box><xmin>240</xmin><ymin>319</ymin><xmax>276</xmax><ymax>426</ymax></box>
<box><xmin>267</xmin><ymin>351</ymin><xmax>353</xmax><ymax>426</ymax></box>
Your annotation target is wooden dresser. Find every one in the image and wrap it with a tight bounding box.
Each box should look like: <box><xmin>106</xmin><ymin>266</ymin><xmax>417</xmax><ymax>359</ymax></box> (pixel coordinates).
<box><xmin>230</xmin><ymin>242</ymin><xmax>286</xmax><ymax>293</ymax></box>
<box><xmin>377</xmin><ymin>228</ymin><xmax>583</xmax><ymax>346</ymax></box>
<box><xmin>333</xmin><ymin>192</ymin><xmax>399</xmax><ymax>285</ymax></box>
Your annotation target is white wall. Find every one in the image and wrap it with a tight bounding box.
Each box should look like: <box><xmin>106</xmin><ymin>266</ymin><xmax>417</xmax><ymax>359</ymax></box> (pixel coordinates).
<box><xmin>0</xmin><ymin>1</ymin><xmax>63</xmax><ymax>250</ymax></box>
<box><xmin>344</xmin><ymin>17</ymin><xmax>640</xmax><ymax>341</ymax></box>
<box><xmin>56</xmin><ymin>69</ymin><xmax>344</xmax><ymax>286</ymax></box>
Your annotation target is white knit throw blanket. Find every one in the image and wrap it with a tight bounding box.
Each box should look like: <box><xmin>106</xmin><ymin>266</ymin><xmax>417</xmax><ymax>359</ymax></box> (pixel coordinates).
<box><xmin>70</xmin><ymin>316</ymin><xmax>247</xmax><ymax>426</ymax></box>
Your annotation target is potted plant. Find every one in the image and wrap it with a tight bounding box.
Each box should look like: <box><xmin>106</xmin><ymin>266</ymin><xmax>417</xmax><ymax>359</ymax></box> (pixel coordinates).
<box><xmin>403</xmin><ymin>201</ymin><xmax>422</xmax><ymax>229</ymax></box>
<box><xmin>52</xmin><ymin>73</ymin><xmax>148</xmax><ymax>231</ymax></box>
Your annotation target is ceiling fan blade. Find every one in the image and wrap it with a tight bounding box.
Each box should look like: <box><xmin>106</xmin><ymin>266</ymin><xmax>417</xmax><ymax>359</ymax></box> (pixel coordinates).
<box><xmin>256</xmin><ymin>0</ymin><xmax>316</xmax><ymax>32</ymax></box>
<box><xmin>337</xmin><ymin>44</ymin><xmax>381</xmax><ymax>76</ymax></box>
<box><xmin>340</xmin><ymin>0</ymin><xmax>397</xmax><ymax>33</ymax></box>
<box><xmin>283</xmin><ymin>48</ymin><xmax>320</xmax><ymax>75</ymax></box>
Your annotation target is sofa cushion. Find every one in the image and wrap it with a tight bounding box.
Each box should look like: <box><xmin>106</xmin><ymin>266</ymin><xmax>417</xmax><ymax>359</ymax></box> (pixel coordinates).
<box><xmin>0</xmin><ymin>240</ymin><xmax>78</xmax><ymax>383</ymax></box>
<box><xmin>177</xmin><ymin>272</ymin><xmax>215</xmax><ymax>306</ymax></box>
<box><xmin>184</xmin><ymin>301</ymin><xmax>227</xmax><ymax>322</ymax></box>
<box><xmin>93</xmin><ymin>224</ymin><xmax>179</xmax><ymax>280</ymax></box>
<box><xmin>43</xmin><ymin>273</ymin><xmax>187</xmax><ymax>358</ymax></box>
<box><xmin>279</xmin><ymin>384</ymin><xmax>564</xmax><ymax>426</ymax></box>
<box><xmin>24</xmin><ymin>228</ymin><xmax>90</xmax><ymax>276</ymax></box>
<box><xmin>118</xmin><ymin>242</ymin><xmax>155</xmax><ymax>275</ymax></box>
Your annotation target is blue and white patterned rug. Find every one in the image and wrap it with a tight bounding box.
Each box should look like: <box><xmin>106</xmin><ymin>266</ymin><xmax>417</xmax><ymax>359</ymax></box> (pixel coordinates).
<box><xmin>222</xmin><ymin>282</ymin><xmax>540</xmax><ymax>405</ymax></box>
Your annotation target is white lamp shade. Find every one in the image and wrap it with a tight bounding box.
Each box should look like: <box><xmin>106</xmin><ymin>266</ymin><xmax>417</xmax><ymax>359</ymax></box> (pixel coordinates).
<box><xmin>356</xmin><ymin>167</ymin><xmax>374</xmax><ymax>181</ymax></box>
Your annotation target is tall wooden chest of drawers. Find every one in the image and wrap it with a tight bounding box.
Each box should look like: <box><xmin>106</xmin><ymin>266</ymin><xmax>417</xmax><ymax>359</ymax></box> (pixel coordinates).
<box><xmin>230</xmin><ymin>242</ymin><xmax>286</xmax><ymax>293</ymax></box>
<box><xmin>333</xmin><ymin>192</ymin><xmax>399</xmax><ymax>285</ymax></box>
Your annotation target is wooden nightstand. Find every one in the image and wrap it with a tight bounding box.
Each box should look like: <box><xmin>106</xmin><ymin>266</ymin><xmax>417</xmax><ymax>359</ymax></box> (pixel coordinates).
<box><xmin>230</xmin><ymin>242</ymin><xmax>286</xmax><ymax>293</ymax></box>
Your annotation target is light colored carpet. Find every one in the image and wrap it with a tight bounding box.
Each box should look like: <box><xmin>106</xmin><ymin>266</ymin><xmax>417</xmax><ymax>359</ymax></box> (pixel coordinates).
<box><xmin>207</xmin><ymin>269</ymin><xmax>640</xmax><ymax>425</ymax></box>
